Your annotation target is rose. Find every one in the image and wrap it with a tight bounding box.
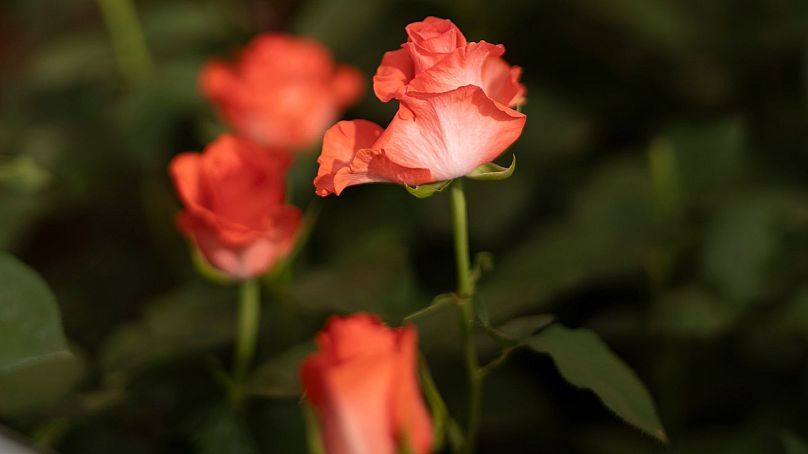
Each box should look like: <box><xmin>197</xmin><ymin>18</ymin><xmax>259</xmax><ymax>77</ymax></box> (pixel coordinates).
<box><xmin>314</xmin><ymin>17</ymin><xmax>526</xmax><ymax>196</ymax></box>
<box><xmin>300</xmin><ymin>313</ymin><xmax>433</xmax><ymax>454</ymax></box>
<box><xmin>201</xmin><ymin>33</ymin><xmax>365</xmax><ymax>151</ymax></box>
<box><xmin>374</xmin><ymin>16</ymin><xmax>525</xmax><ymax>106</ymax></box>
<box><xmin>169</xmin><ymin>134</ymin><xmax>301</xmax><ymax>280</ymax></box>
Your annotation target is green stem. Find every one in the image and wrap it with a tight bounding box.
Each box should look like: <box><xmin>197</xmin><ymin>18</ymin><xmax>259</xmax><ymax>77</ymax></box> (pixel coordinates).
<box><xmin>231</xmin><ymin>279</ymin><xmax>260</xmax><ymax>407</ymax></box>
<box><xmin>450</xmin><ymin>180</ymin><xmax>473</xmax><ymax>298</ymax></box>
<box><xmin>449</xmin><ymin>179</ymin><xmax>481</xmax><ymax>454</ymax></box>
<box><xmin>96</xmin><ymin>0</ymin><xmax>154</xmax><ymax>85</ymax></box>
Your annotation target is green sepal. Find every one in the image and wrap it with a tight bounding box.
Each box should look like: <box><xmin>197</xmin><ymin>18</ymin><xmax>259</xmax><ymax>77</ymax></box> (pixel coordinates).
<box><xmin>466</xmin><ymin>155</ymin><xmax>516</xmax><ymax>181</ymax></box>
<box><xmin>404</xmin><ymin>179</ymin><xmax>453</xmax><ymax>198</ymax></box>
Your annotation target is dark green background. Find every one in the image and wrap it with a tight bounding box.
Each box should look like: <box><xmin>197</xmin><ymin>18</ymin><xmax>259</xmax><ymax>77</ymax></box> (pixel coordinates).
<box><xmin>1</xmin><ymin>0</ymin><xmax>808</xmax><ymax>452</ymax></box>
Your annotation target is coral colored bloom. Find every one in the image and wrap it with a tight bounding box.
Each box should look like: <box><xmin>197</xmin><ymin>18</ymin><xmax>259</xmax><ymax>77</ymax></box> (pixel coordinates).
<box><xmin>201</xmin><ymin>34</ymin><xmax>364</xmax><ymax>151</ymax></box>
<box><xmin>169</xmin><ymin>134</ymin><xmax>301</xmax><ymax>280</ymax></box>
<box><xmin>314</xmin><ymin>17</ymin><xmax>526</xmax><ymax>196</ymax></box>
<box><xmin>301</xmin><ymin>313</ymin><xmax>433</xmax><ymax>454</ymax></box>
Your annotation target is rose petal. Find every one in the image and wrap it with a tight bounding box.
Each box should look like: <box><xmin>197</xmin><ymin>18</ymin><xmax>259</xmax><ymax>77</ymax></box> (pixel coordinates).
<box><xmin>373</xmin><ymin>48</ymin><xmax>415</xmax><ymax>103</ymax></box>
<box><xmin>482</xmin><ymin>57</ymin><xmax>526</xmax><ymax>107</ymax></box>
<box><xmin>314</xmin><ymin>120</ymin><xmax>384</xmax><ymax>196</ymax></box>
<box><xmin>404</xmin><ymin>17</ymin><xmax>467</xmax><ymax>73</ymax></box>
<box><xmin>377</xmin><ymin>85</ymin><xmax>526</xmax><ymax>181</ymax></box>
<box><xmin>406</xmin><ymin>41</ymin><xmax>504</xmax><ymax>97</ymax></box>
<box><xmin>315</xmin><ymin>120</ymin><xmax>431</xmax><ymax>196</ymax></box>
<box><xmin>390</xmin><ymin>327</ymin><xmax>434</xmax><ymax>454</ymax></box>
<box><xmin>179</xmin><ymin>205</ymin><xmax>301</xmax><ymax>280</ymax></box>
<box><xmin>303</xmin><ymin>352</ymin><xmax>397</xmax><ymax>454</ymax></box>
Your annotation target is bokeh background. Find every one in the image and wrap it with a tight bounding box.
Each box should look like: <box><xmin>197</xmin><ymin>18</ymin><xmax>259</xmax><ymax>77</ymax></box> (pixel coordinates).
<box><xmin>2</xmin><ymin>0</ymin><xmax>808</xmax><ymax>453</ymax></box>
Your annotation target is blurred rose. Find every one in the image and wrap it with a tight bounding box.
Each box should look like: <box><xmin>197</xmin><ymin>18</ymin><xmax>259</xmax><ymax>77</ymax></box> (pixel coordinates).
<box><xmin>314</xmin><ymin>17</ymin><xmax>526</xmax><ymax>196</ymax></box>
<box><xmin>200</xmin><ymin>34</ymin><xmax>364</xmax><ymax>151</ymax></box>
<box><xmin>301</xmin><ymin>313</ymin><xmax>433</xmax><ymax>454</ymax></box>
<box><xmin>169</xmin><ymin>134</ymin><xmax>301</xmax><ymax>280</ymax></box>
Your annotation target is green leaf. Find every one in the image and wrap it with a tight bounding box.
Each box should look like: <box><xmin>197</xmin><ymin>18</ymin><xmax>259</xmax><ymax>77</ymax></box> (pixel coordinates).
<box><xmin>405</xmin><ymin>180</ymin><xmax>452</xmax><ymax>199</ymax></box>
<box><xmin>195</xmin><ymin>406</ymin><xmax>259</xmax><ymax>454</ymax></box>
<box><xmin>0</xmin><ymin>252</ymin><xmax>69</xmax><ymax>371</ymax></box>
<box><xmin>0</xmin><ymin>350</ymin><xmax>84</xmax><ymax>416</ymax></box>
<box><xmin>781</xmin><ymin>431</ymin><xmax>808</xmax><ymax>454</ymax></box>
<box><xmin>403</xmin><ymin>293</ymin><xmax>454</xmax><ymax>323</ymax></box>
<box><xmin>526</xmin><ymin>324</ymin><xmax>666</xmax><ymax>442</ymax></box>
<box><xmin>100</xmin><ymin>285</ymin><xmax>236</xmax><ymax>381</ymax></box>
<box><xmin>472</xmin><ymin>295</ymin><xmax>491</xmax><ymax>327</ymax></box>
<box><xmin>466</xmin><ymin>155</ymin><xmax>516</xmax><ymax>181</ymax></box>
<box><xmin>0</xmin><ymin>155</ymin><xmax>51</xmax><ymax>192</ymax></box>
<box><xmin>247</xmin><ymin>342</ymin><xmax>316</xmax><ymax>399</ymax></box>
<box><xmin>495</xmin><ymin>314</ymin><xmax>555</xmax><ymax>340</ymax></box>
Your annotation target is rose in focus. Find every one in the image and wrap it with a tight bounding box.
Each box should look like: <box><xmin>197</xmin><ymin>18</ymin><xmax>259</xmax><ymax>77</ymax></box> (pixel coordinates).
<box><xmin>301</xmin><ymin>313</ymin><xmax>433</xmax><ymax>454</ymax></box>
<box><xmin>169</xmin><ymin>134</ymin><xmax>301</xmax><ymax>280</ymax></box>
<box><xmin>314</xmin><ymin>17</ymin><xmax>526</xmax><ymax>196</ymax></box>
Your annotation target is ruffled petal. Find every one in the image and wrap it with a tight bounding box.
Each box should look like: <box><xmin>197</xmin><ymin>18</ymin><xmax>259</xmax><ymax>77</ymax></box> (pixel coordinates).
<box><xmin>482</xmin><ymin>57</ymin><xmax>526</xmax><ymax>107</ymax></box>
<box><xmin>331</xmin><ymin>148</ymin><xmax>432</xmax><ymax>195</ymax></box>
<box><xmin>373</xmin><ymin>48</ymin><xmax>415</xmax><ymax>103</ymax></box>
<box><xmin>404</xmin><ymin>17</ymin><xmax>467</xmax><ymax>73</ymax></box>
<box><xmin>406</xmin><ymin>41</ymin><xmax>504</xmax><ymax>96</ymax></box>
<box><xmin>376</xmin><ymin>85</ymin><xmax>526</xmax><ymax>181</ymax></box>
<box><xmin>315</xmin><ymin>120</ymin><xmax>430</xmax><ymax>197</ymax></box>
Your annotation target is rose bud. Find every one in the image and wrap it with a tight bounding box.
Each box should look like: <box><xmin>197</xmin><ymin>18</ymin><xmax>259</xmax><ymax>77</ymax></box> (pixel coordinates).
<box><xmin>301</xmin><ymin>313</ymin><xmax>434</xmax><ymax>454</ymax></box>
<box><xmin>169</xmin><ymin>134</ymin><xmax>301</xmax><ymax>280</ymax></box>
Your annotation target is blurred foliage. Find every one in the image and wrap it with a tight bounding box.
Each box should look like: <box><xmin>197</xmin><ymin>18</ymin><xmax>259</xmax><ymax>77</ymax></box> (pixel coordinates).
<box><xmin>1</xmin><ymin>0</ymin><xmax>808</xmax><ymax>452</ymax></box>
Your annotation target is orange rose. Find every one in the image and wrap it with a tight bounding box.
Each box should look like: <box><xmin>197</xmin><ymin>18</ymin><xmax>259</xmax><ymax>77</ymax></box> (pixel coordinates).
<box><xmin>314</xmin><ymin>17</ymin><xmax>526</xmax><ymax>196</ymax></box>
<box><xmin>169</xmin><ymin>134</ymin><xmax>301</xmax><ymax>280</ymax></box>
<box><xmin>301</xmin><ymin>313</ymin><xmax>434</xmax><ymax>454</ymax></box>
<box><xmin>200</xmin><ymin>34</ymin><xmax>364</xmax><ymax>151</ymax></box>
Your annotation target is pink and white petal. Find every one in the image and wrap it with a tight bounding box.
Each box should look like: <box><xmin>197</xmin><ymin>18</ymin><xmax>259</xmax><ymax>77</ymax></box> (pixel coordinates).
<box><xmin>373</xmin><ymin>48</ymin><xmax>415</xmax><ymax>102</ymax></box>
<box><xmin>314</xmin><ymin>120</ymin><xmax>385</xmax><ymax>196</ymax></box>
<box><xmin>330</xmin><ymin>148</ymin><xmax>432</xmax><ymax>195</ymax></box>
<box><xmin>180</xmin><ymin>206</ymin><xmax>300</xmax><ymax>280</ymax></box>
<box><xmin>406</xmin><ymin>41</ymin><xmax>504</xmax><ymax>96</ymax></box>
<box><xmin>377</xmin><ymin>86</ymin><xmax>526</xmax><ymax>181</ymax></box>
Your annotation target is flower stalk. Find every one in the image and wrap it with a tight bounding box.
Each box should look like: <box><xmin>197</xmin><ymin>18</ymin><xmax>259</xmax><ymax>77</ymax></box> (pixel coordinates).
<box><xmin>231</xmin><ymin>278</ymin><xmax>260</xmax><ymax>407</ymax></box>
<box><xmin>449</xmin><ymin>179</ymin><xmax>482</xmax><ymax>453</ymax></box>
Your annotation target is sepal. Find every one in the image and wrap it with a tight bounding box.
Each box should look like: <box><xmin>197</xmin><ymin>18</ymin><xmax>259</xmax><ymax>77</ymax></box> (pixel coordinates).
<box><xmin>405</xmin><ymin>179</ymin><xmax>453</xmax><ymax>198</ymax></box>
<box><xmin>466</xmin><ymin>155</ymin><xmax>516</xmax><ymax>181</ymax></box>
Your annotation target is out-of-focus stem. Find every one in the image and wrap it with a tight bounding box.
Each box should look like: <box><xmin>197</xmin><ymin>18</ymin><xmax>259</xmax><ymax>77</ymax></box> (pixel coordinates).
<box><xmin>230</xmin><ymin>279</ymin><xmax>260</xmax><ymax>408</ymax></box>
<box><xmin>96</xmin><ymin>0</ymin><xmax>154</xmax><ymax>85</ymax></box>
